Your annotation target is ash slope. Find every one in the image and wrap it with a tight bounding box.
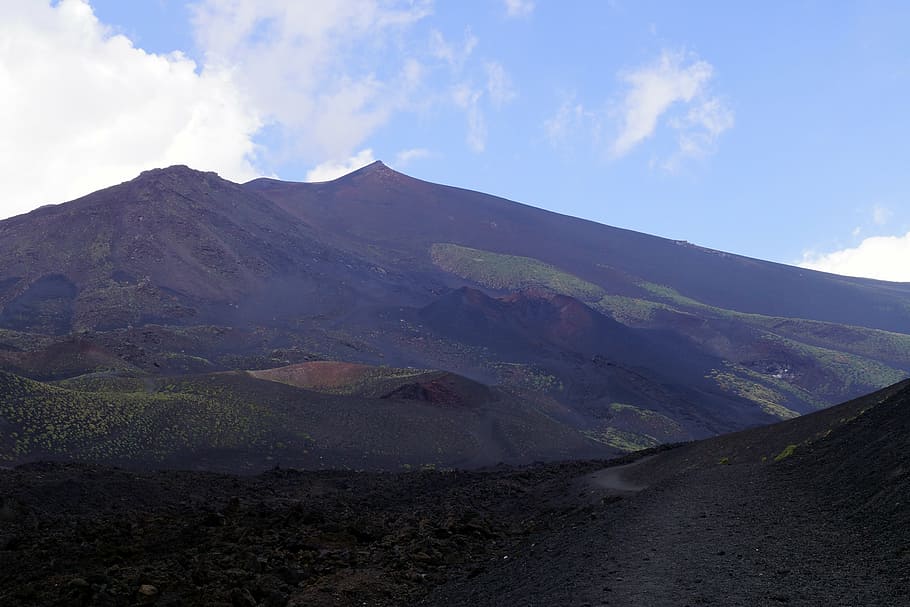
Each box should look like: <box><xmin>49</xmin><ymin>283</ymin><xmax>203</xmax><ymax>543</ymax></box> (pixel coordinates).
<box><xmin>426</xmin><ymin>379</ymin><xmax>910</xmax><ymax>607</ymax></box>
<box><xmin>1</xmin><ymin>380</ymin><xmax>908</xmax><ymax>607</ymax></box>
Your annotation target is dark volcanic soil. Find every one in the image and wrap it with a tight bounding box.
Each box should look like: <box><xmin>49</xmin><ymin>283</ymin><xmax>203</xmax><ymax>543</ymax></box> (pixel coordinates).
<box><xmin>0</xmin><ymin>458</ymin><xmax>618</xmax><ymax>607</ymax></box>
<box><xmin>423</xmin><ymin>382</ymin><xmax>910</xmax><ymax>607</ymax></box>
<box><xmin>2</xmin><ymin>382</ymin><xmax>909</xmax><ymax>607</ymax></box>
<box><xmin>425</xmin><ymin>461</ymin><xmax>909</xmax><ymax>607</ymax></box>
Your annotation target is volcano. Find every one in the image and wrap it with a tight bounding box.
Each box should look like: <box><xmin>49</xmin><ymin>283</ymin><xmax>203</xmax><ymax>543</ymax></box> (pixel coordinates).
<box><xmin>0</xmin><ymin>162</ymin><xmax>909</xmax><ymax>468</ymax></box>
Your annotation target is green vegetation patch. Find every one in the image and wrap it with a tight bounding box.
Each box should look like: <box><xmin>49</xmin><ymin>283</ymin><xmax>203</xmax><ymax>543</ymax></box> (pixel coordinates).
<box><xmin>640</xmin><ymin>281</ymin><xmax>910</xmax><ymax>376</ymax></box>
<box><xmin>430</xmin><ymin>243</ymin><xmax>604</xmax><ymax>301</ymax></box>
<box><xmin>0</xmin><ymin>371</ymin><xmax>270</xmax><ymax>464</ymax></box>
<box><xmin>606</xmin><ymin>402</ymin><xmax>684</xmax><ymax>438</ymax></box>
<box><xmin>0</xmin><ymin>329</ymin><xmax>55</xmax><ymax>351</ymax></box>
<box><xmin>432</xmin><ymin>247</ymin><xmax>909</xmax><ymax>408</ymax></box>
<box><xmin>753</xmin><ymin>317</ymin><xmax>910</xmax><ymax>369</ymax></box>
<box><xmin>774</xmin><ymin>444</ymin><xmax>798</xmax><ymax>462</ymax></box>
<box><xmin>488</xmin><ymin>362</ymin><xmax>563</xmax><ymax>393</ymax></box>
<box><xmin>731</xmin><ymin>363</ymin><xmax>827</xmax><ymax>410</ymax></box>
<box><xmin>53</xmin><ymin>375</ymin><xmax>149</xmax><ymax>392</ymax></box>
<box><xmin>638</xmin><ymin>282</ymin><xmax>706</xmax><ymax>309</ymax></box>
<box><xmin>251</xmin><ymin>363</ymin><xmax>430</xmax><ymax>397</ymax></box>
<box><xmin>710</xmin><ymin>370</ymin><xmax>800</xmax><ymax>420</ymax></box>
<box><xmin>583</xmin><ymin>427</ymin><xmax>661</xmax><ymax>452</ymax></box>
<box><xmin>759</xmin><ymin>333</ymin><xmax>907</xmax><ymax>394</ymax></box>
<box><xmin>640</xmin><ymin>281</ymin><xmax>909</xmax><ymax>398</ymax></box>
<box><xmin>593</xmin><ymin>295</ymin><xmax>677</xmax><ymax>324</ymax></box>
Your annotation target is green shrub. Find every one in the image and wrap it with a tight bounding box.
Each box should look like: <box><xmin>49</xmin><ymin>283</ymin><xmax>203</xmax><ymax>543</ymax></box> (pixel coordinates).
<box><xmin>774</xmin><ymin>444</ymin><xmax>797</xmax><ymax>462</ymax></box>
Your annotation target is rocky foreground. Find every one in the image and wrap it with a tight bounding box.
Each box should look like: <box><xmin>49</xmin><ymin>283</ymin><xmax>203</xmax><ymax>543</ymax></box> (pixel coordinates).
<box><xmin>0</xmin><ymin>457</ymin><xmax>622</xmax><ymax>606</ymax></box>
<box><xmin>2</xmin><ymin>381</ymin><xmax>910</xmax><ymax>606</ymax></box>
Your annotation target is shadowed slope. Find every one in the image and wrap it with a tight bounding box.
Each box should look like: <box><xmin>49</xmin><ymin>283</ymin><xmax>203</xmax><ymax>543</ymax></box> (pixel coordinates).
<box><xmin>425</xmin><ymin>380</ymin><xmax>910</xmax><ymax>607</ymax></box>
<box><xmin>419</xmin><ymin>287</ymin><xmax>783</xmax><ymax>438</ymax></box>
<box><xmin>0</xmin><ymin>166</ymin><xmax>420</xmax><ymax>333</ymax></box>
<box><xmin>0</xmin><ymin>368</ymin><xmax>614</xmax><ymax>472</ymax></box>
<box><xmin>247</xmin><ymin>161</ymin><xmax>910</xmax><ymax>332</ymax></box>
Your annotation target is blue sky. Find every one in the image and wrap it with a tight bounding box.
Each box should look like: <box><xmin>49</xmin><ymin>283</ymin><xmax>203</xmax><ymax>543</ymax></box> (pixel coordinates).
<box><xmin>2</xmin><ymin>1</ymin><xmax>910</xmax><ymax>280</ymax></box>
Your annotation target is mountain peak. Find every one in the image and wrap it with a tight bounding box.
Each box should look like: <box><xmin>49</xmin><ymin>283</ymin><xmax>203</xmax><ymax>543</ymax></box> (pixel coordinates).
<box><xmin>342</xmin><ymin>160</ymin><xmax>408</xmax><ymax>182</ymax></box>
<box><xmin>135</xmin><ymin>165</ymin><xmax>221</xmax><ymax>185</ymax></box>
<box><xmin>359</xmin><ymin>160</ymin><xmax>389</xmax><ymax>171</ymax></box>
<box><xmin>124</xmin><ymin>165</ymin><xmax>238</xmax><ymax>203</ymax></box>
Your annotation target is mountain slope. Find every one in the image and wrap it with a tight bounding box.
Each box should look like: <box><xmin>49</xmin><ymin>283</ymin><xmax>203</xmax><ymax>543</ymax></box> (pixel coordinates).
<box><xmin>0</xmin><ymin>166</ymin><xmax>424</xmax><ymax>334</ymax></box>
<box><xmin>0</xmin><ymin>162</ymin><xmax>909</xmax><ymax>462</ymax></box>
<box><xmin>245</xmin><ymin>162</ymin><xmax>910</xmax><ymax>422</ymax></box>
<box><xmin>248</xmin><ymin>161</ymin><xmax>910</xmax><ymax>331</ymax></box>
<box><xmin>417</xmin><ymin>287</ymin><xmax>779</xmax><ymax>437</ymax></box>
<box><xmin>426</xmin><ymin>379</ymin><xmax>910</xmax><ymax>606</ymax></box>
<box><xmin>0</xmin><ymin>367</ymin><xmax>613</xmax><ymax>472</ymax></box>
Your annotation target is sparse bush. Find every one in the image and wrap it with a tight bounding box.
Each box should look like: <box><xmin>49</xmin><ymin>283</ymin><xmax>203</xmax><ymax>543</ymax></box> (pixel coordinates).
<box><xmin>774</xmin><ymin>444</ymin><xmax>797</xmax><ymax>462</ymax></box>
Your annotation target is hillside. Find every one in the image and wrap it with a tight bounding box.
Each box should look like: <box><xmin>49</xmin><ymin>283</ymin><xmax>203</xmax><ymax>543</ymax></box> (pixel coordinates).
<box><xmin>1</xmin><ymin>162</ymin><xmax>909</xmax><ymax>460</ymax></box>
<box><xmin>0</xmin><ymin>366</ymin><xmax>612</xmax><ymax>472</ymax></box>
<box><xmin>426</xmin><ymin>378</ymin><xmax>910</xmax><ymax>606</ymax></box>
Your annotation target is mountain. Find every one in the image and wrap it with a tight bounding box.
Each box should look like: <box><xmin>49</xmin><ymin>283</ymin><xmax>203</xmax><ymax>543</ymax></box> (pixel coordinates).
<box><xmin>1</xmin><ymin>162</ymin><xmax>909</xmax><ymax>465</ymax></box>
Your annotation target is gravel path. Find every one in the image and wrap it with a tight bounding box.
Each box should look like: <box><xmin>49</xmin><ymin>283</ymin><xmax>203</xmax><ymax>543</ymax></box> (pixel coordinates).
<box><xmin>583</xmin><ymin>455</ymin><xmax>654</xmax><ymax>496</ymax></box>
<box><xmin>424</xmin><ymin>457</ymin><xmax>910</xmax><ymax>607</ymax></box>
<box><xmin>425</xmin><ymin>383</ymin><xmax>910</xmax><ymax>607</ymax></box>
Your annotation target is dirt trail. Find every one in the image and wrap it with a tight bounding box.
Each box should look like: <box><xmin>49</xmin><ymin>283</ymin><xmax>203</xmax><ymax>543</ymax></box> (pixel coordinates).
<box><xmin>574</xmin><ymin>455</ymin><xmax>655</xmax><ymax>503</ymax></box>
<box><xmin>587</xmin><ymin>455</ymin><xmax>654</xmax><ymax>492</ymax></box>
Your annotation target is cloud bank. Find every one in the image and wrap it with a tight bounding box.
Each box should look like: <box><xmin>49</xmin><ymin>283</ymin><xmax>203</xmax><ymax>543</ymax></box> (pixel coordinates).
<box><xmin>799</xmin><ymin>233</ymin><xmax>910</xmax><ymax>282</ymax></box>
<box><xmin>0</xmin><ymin>0</ymin><xmax>261</xmax><ymax>218</ymax></box>
<box><xmin>191</xmin><ymin>0</ymin><xmax>432</xmax><ymax>164</ymax></box>
<box><xmin>0</xmin><ymin>0</ymin><xmax>517</xmax><ymax>218</ymax></box>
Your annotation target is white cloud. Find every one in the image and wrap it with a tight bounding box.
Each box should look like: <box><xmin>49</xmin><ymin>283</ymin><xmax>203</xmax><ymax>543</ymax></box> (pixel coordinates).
<box><xmin>873</xmin><ymin>204</ymin><xmax>893</xmax><ymax>226</ymax></box>
<box><xmin>393</xmin><ymin>148</ymin><xmax>430</xmax><ymax>167</ymax></box>
<box><xmin>610</xmin><ymin>50</ymin><xmax>732</xmax><ymax>160</ymax></box>
<box><xmin>429</xmin><ymin>28</ymin><xmax>478</xmax><ymax>71</ymax></box>
<box><xmin>430</xmin><ymin>29</ymin><xmax>515</xmax><ymax>153</ymax></box>
<box><xmin>799</xmin><ymin>232</ymin><xmax>910</xmax><ymax>282</ymax></box>
<box><xmin>672</xmin><ymin>97</ymin><xmax>735</xmax><ymax>158</ymax></box>
<box><xmin>543</xmin><ymin>97</ymin><xmax>600</xmax><ymax>146</ymax></box>
<box><xmin>504</xmin><ymin>0</ymin><xmax>535</xmax><ymax>18</ymax></box>
<box><xmin>0</xmin><ymin>0</ymin><xmax>262</xmax><ymax>219</ymax></box>
<box><xmin>543</xmin><ymin>50</ymin><xmax>732</xmax><ymax>166</ymax></box>
<box><xmin>465</xmin><ymin>106</ymin><xmax>488</xmax><ymax>153</ymax></box>
<box><xmin>305</xmin><ymin>149</ymin><xmax>376</xmax><ymax>182</ymax></box>
<box><xmin>484</xmin><ymin>61</ymin><xmax>516</xmax><ymax>107</ymax></box>
<box><xmin>191</xmin><ymin>0</ymin><xmax>433</xmax><ymax>163</ymax></box>
<box><xmin>452</xmin><ymin>84</ymin><xmax>487</xmax><ymax>153</ymax></box>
